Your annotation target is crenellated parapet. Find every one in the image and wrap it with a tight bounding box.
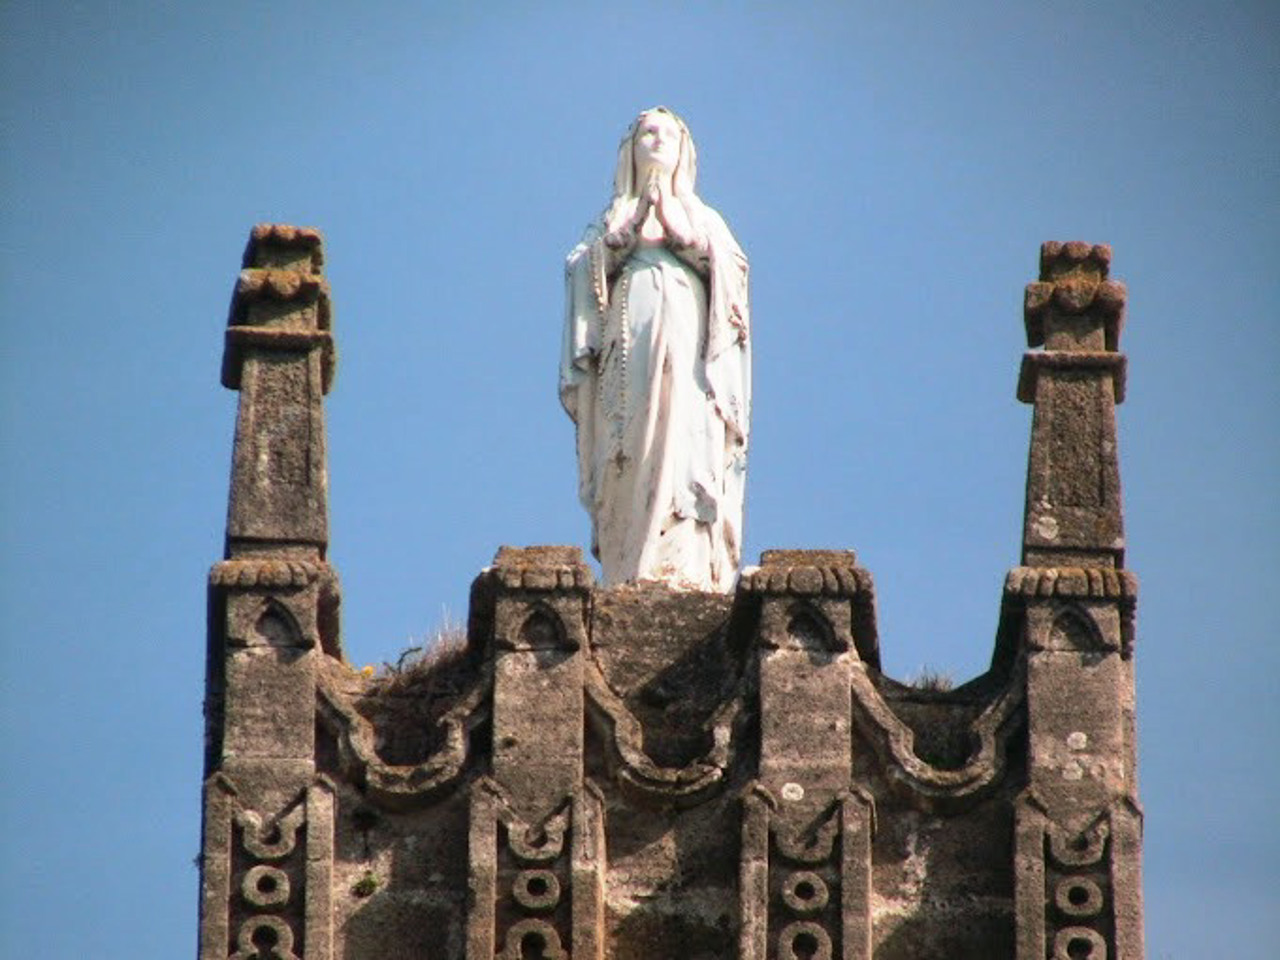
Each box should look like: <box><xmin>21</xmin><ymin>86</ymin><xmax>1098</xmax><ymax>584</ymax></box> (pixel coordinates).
<box><xmin>198</xmin><ymin>233</ymin><xmax>1144</xmax><ymax>958</ymax></box>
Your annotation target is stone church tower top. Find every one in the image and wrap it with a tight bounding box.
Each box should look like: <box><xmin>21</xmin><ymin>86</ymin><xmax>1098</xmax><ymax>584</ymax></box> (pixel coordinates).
<box><xmin>198</xmin><ymin>223</ymin><xmax>1143</xmax><ymax>959</ymax></box>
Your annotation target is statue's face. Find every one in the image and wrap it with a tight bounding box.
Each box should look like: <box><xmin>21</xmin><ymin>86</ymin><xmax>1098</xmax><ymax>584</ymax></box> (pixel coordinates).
<box><xmin>633</xmin><ymin>111</ymin><xmax>682</xmax><ymax>174</ymax></box>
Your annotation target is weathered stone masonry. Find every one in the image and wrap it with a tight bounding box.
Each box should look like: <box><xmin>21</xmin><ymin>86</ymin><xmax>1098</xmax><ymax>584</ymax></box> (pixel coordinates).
<box><xmin>200</xmin><ymin>229</ymin><xmax>1143</xmax><ymax>958</ymax></box>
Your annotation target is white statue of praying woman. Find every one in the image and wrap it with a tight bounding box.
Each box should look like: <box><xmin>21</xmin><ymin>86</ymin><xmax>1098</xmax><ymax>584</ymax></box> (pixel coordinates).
<box><xmin>560</xmin><ymin>107</ymin><xmax>750</xmax><ymax>591</ymax></box>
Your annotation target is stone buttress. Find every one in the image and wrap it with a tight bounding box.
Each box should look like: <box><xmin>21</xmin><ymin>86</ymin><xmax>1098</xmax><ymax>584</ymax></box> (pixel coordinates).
<box><xmin>198</xmin><ymin>230</ymin><xmax>1143</xmax><ymax>958</ymax></box>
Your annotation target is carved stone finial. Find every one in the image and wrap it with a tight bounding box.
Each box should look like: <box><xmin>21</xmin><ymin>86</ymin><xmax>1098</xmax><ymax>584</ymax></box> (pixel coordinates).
<box><xmin>222</xmin><ymin>224</ymin><xmax>334</xmax><ymax>555</ymax></box>
<box><xmin>223</xmin><ymin>224</ymin><xmax>335</xmax><ymax>394</ymax></box>
<box><xmin>1019</xmin><ymin>242</ymin><xmax>1127</xmax><ymax>568</ymax></box>
<box><xmin>1023</xmin><ymin>240</ymin><xmax>1126</xmax><ymax>353</ymax></box>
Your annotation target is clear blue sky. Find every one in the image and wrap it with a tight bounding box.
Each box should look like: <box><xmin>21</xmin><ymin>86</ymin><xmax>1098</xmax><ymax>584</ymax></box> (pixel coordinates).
<box><xmin>1</xmin><ymin>3</ymin><xmax>1275</xmax><ymax>956</ymax></box>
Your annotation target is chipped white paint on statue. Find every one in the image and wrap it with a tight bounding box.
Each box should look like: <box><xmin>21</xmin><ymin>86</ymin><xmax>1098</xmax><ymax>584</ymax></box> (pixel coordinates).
<box><xmin>560</xmin><ymin>107</ymin><xmax>750</xmax><ymax>591</ymax></box>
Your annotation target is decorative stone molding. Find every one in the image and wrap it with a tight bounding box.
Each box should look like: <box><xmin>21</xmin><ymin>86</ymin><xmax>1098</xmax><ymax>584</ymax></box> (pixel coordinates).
<box><xmin>1015</xmin><ymin>794</ymin><xmax>1144</xmax><ymax>960</ymax></box>
<box><xmin>243</xmin><ymin>223</ymin><xmax>325</xmax><ymax>272</ymax></box>
<box><xmin>1040</xmin><ymin>240</ymin><xmax>1112</xmax><ymax>276</ymax></box>
<box><xmin>1024</xmin><ymin>241</ymin><xmax>1125</xmax><ymax>351</ymax></box>
<box><xmin>210</xmin><ymin>558</ymin><xmax>332</xmax><ymax>589</ymax></box>
<box><xmin>234</xmin><ymin>268</ymin><xmax>332</xmax><ymax>314</ymax></box>
<box><xmin>235</xmin><ymin>802</ymin><xmax>306</xmax><ymax>860</ymax></box>
<box><xmin>467</xmin><ymin>778</ymin><xmax>605</xmax><ymax>960</ymax></box>
<box><xmin>1016</xmin><ymin>351</ymin><xmax>1127</xmax><ymax>404</ymax></box>
<box><xmin>744</xmin><ymin>548</ymin><xmax>880</xmax><ymax>669</ymax></box>
<box><xmin>492</xmin><ymin>564</ymin><xmax>594</xmax><ymax>593</ymax></box>
<box><xmin>739</xmin><ymin>784</ymin><xmax>876</xmax><ymax>960</ymax></box>
<box><xmin>1004</xmin><ymin>566</ymin><xmax>1138</xmax><ymax>601</ymax></box>
<box><xmin>1024</xmin><ymin>277</ymin><xmax>1125</xmax><ymax>319</ymax></box>
<box><xmin>314</xmin><ymin>667</ymin><xmax>486</xmax><ymax>808</ymax></box>
<box><xmin>739</xmin><ymin>552</ymin><xmax>870</xmax><ymax>597</ymax></box>
<box><xmin>488</xmin><ymin>545</ymin><xmax>595</xmax><ymax>591</ymax></box>
<box><xmin>223</xmin><ymin>270</ymin><xmax>336</xmax><ymax>394</ymax></box>
<box><xmin>583</xmin><ymin>655</ymin><xmax>740</xmax><ymax>803</ymax></box>
<box><xmin>849</xmin><ymin>663</ymin><xmax>1024</xmax><ymax>802</ymax></box>
<box><xmin>198</xmin><ymin>773</ymin><xmax>334</xmax><ymax>960</ymax></box>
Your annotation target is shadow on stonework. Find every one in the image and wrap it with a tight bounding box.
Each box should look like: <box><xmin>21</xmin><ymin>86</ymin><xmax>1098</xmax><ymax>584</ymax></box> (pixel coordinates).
<box><xmin>589</xmin><ymin>584</ymin><xmax>754</xmax><ymax>769</ymax></box>
<box><xmin>352</xmin><ymin>635</ymin><xmax>481</xmax><ymax>766</ymax></box>
<box><xmin>874</xmin><ymin>671</ymin><xmax>1005</xmax><ymax>771</ymax></box>
<box><xmin>592</xmin><ymin>709</ymin><xmax>745</xmax><ymax>960</ymax></box>
<box><xmin>871</xmin><ymin>798</ymin><xmax>1018</xmax><ymax>959</ymax></box>
<box><xmin>335</xmin><ymin>792</ymin><xmax>471</xmax><ymax>959</ymax></box>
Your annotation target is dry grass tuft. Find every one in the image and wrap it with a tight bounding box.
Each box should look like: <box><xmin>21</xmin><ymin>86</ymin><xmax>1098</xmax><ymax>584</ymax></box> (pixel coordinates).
<box><xmin>908</xmin><ymin>666</ymin><xmax>955</xmax><ymax>692</ymax></box>
<box><xmin>374</xmin><ymin>615</ymin><xmax>470</xmax><ymax>694</ymax></box>
<box><xmin>353</xmin><ymin>615</ymin><xmax>475</xmax><ymax>765</ymax></box>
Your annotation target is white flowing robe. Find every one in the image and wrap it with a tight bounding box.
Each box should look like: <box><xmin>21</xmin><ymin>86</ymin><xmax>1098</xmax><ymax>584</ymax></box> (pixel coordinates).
<box><xmin>560</xmin><ymin>205</ymin><xmax>750</xmax><ymax>591</ymax></box>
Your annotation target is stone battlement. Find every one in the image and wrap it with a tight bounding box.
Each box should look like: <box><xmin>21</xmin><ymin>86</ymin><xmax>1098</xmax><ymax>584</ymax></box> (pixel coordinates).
<box><xmin>198</xmin><ymin>229</ymin><xmax>1143</xmax><ymax>959</ymax></box>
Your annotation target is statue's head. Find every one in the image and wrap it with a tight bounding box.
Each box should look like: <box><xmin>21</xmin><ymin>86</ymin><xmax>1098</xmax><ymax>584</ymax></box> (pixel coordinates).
<box><xmin>614</xmin><ymin>106</ymin><xmax>698</xmax><ymax>200</ymax></box>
